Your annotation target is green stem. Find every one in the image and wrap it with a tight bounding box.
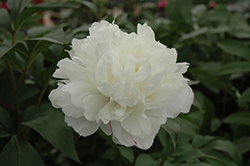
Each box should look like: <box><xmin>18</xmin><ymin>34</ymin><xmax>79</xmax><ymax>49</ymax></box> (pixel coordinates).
<box><xmin>4</xmin><ymin>60</ymin><xmax>20</xmax><ymax>123</ymax></box>
<box><xmin>99</xmin><ymin>0</ymin><xmax>104</xmax><ymax>20</ymax></box>
<box><xmin>36</xmin><ymin>77</ymin><xmax>52</xmax><ymax>107</ymax></box>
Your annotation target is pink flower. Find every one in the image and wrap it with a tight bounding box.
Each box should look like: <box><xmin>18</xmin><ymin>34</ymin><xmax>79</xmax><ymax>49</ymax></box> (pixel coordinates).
<box><xmin>158</xmin><ymin>0</ymin><xmax>167</xmax><ymax>9</ymax></box>
<box><xmin>1</xmin><ymin>2</ymin><xmax>10</xmax><ymax>13</ymax></box>
<box><xmin>208</xmin><ymin>1</ymin><xmax>217</xmax><ymax>8</ymax></box>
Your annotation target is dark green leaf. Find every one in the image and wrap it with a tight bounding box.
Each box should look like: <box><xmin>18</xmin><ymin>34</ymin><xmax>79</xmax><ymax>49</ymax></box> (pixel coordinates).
<box><xmin>30</xmin><ymin>26</ymin><xmax>64</xmax><ymax>45</ymax></box>
<box><xmin>161</xmin><ymin>118</ymin><xmax>180</xmax><ymax>150</ymax></box>
<box><xmin>76</xmin><ymin>0</ymin><xmax>98</xmax><ymax>19</ymax></box>
<box><xmin>205</xmin><ymin>5</ymin><xmax>229</xmax><ymax>23</ymax></box>
<box><xmin>163</xmin><ymin>161</ymin><xmax>174</xmax><ymax>166</ymax></box>
<box><xmin>135</xmin><ymin>154</ymin><xmax>161</xmax><ymax>166</ymax></box>
<box><xmin>178</xmin><ymin>114</ymin><xmax>198</xmax><ymax>128</ymax></box>
<box><xmin>14</xmin><ymin>2</ymin><xmax>79</xmax><ymax>31</ymax></box>
<box><xmin>189</xmin><ymin>68</ymin><xmax>224</xmax><ymax>93</ymax></box>
<box><xmin>237</xmin><ymin>87</ymin><xmax>250</xmax><ymax>103</ymax></box>
<box><xmin>166</xmin><ymin>0</ymin><xmax>192</xmax><ymax>24</ymax></box>
<box><xmin>223</xmin><ymin>112</ymin><xmax>250</xmax><ymax>126</ymax></box>
<box><xmin>202</xmin><ymin>140</ymin><xmax>242</xmax><ymax>165</ymax></box>
<box><xmin>0</xmin><ymin>135</ymin><xmax>44</xmax><ymax>166</ymax></box>
<box><xmin>21</xmin><ymin>105</ymin><xmax>81</xmax><ymax>163</ymax></box>
<box><xmin>174</xmin><ymin>149</ymin><xmax>227</xmax><ymax>165</ymax></box>
<box><xmin>0</xmin><ymin>106</ymin><xmax>12</xmax><ymax>131</ymax></box>
<box><xmin>234</xmin><ymin>137</ymin><xmax>250</xmax><ymax>154</ymax></box>
<box><xmin>192</xmin><ymin>135</ymin><xmax>215</xmax><ymax>149</ymax></box>
<box><xmin>18</xmin><ymin>85</ymin><xmax>40</xmax><ymax>101</ymax></box>
<box><xmin>179</xmin><ymin>27</ymin><xmax>208</xmax><ymax>41</ymax></box>
<box><xmin>178</xmin><ymin>163</ymin><xmax>213</xmax><ymax>166</ymax></box>
<box><xmin>205</xmin><ymin>150</ymin><xmax>238</xmax><ymax>166</ymax></box>
<box><xmin>0</xmin><ymin>9</ymin><xmax>12</xmax><ymax>32</ymax></box>
<box><xmin>217</xmin><ymin>40</ymin><xmax>250</xmax><ymax>60</ymax></box>
<box><xmin>0</xmin><ymin>131</ymin><xmax>11</xmax><ymax>138</ymax></box>
<box><xmin>117</xmin><ymin>146</ymin><xmax>134</xmax><ymax>164</ymax></box>
<box><xmin>217</xmin><ymin>61</ymin><xmax>250</xmax><ymax>75</ymax></box>
<box><xmin>7</xmin><ymin>0</ymin><xmax>31</xmax><ymax>21</ymax></box>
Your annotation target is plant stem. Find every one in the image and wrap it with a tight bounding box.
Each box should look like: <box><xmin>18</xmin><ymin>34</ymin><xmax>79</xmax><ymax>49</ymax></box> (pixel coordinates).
<box><xmin>4</xmin><ymin>60</ymin><xmax>20</xmax><ymax>123</ymax></box>
<box><xmin>99</xmin><ymin>0</ymin><xmax>104</xmax><ymax>20</ymax></box>
<box><xmin>37</xmin><ymin>77</ymin><xmax>52</xmax><ymax>106</ymax></box>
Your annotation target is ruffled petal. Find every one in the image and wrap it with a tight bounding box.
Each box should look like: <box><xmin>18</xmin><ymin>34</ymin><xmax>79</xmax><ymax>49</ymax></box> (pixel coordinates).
<box><xmin>65</xmin><ymin>116</ymin><xmax>99</xmax><ymax>137</ymax></box>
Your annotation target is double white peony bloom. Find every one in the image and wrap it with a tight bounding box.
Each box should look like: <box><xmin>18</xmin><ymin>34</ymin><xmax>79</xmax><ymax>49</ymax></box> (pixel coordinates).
<box><xmin>49</xmin><ymin>20</ymin><xmax>194</xmax><ymax>150</ymax></box>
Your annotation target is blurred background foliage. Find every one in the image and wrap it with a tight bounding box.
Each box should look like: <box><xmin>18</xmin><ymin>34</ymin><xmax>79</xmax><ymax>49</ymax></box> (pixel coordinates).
<box><xmin>0</xmin><ymin>0</ymin><xmax>250</xmax><ymax>165</ymax></box>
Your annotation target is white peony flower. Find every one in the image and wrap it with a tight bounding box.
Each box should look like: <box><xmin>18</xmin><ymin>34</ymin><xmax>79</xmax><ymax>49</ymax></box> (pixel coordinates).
<box><xmin>49</xmin><ymin>20</ymin><xmax>194</xmax><ymax>150</ymax></box>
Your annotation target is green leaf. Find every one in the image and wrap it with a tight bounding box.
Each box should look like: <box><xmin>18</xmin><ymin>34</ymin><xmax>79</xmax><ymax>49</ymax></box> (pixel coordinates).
<box><xmin>205</xmin><ymin>5</ymin><xmax>229</xmax><ymax>23</ymax></box>
<box><xmin>166</xmin><ymin>0</ymin><xmax>192</xmax><ymax>24</ymax></box>
<box><xmin>179</xmin><ymin>27</ymin><xmax>208</xmax><ymax>41</ymax></box>
<box><xmin>161</xmin><ymin>118</ymin><xmax>180</xmax><ymax>150</ymax></box>
<box><xmin>178</xmin><ymin>163</ymin><xmax>213</xmax><ymax>166</ymax></box>
<box><xmin>205</xmin><ymin>150</ymin><xmax>238</xmax><ymax>166</ymax></box>
<box><xmin>135</xmin><ymin>154</ymin><xmax>161</xmax><ymax>166</ymax></box>
<box><xmin>7</xmin><ymin>0</ymin><xmax>31</xmax><ymax>21</ymax></box>
<box><xmin>203</xmin><ymin>140</ymin><xmax>242</xmax><ymax>165</ymax></box>
<box><xmin>189</xmin><ymin>68</ymin><xmax>224</xmax><ymax>93</ymax></box>
<box><xmin>117</xmin><ymin>146</ymin><xmax>134</xmax><ymax>164</ymax></box>
<box><xmin>237</xmin><ymin>87</ymin><xmax>250</xmax><ymax>103</ymax></box>
<box><xmin>234</xmin><ymin>136</ymin><xmax>250</xmax><ymax>154</ymax></box>
<box><xmin>76</xmin><ymin>0</ymin><xmax>98</xmax><ymax>19</ymax></box>
<box><xmin>223</xmin><ymin>112</ymin><xmax>250</xmax><ymax>126</ymax></box>
<box><xmin>30</xmin><ymin>26</ymin><xmax>64</xmax><ymax>45</ymax></box>
<box><xmin>217</xmin><ymin>40</ymin><xmax>250</xmax><ymax>60</ymax></box>
<box><xmin>18</xmin><ymin>85</ymin><xmax>40</xmax><ymax>101</ymax></box>
<box><xmin>0</xmin><ymin>135</ymin><xmax>44</xmax><ymax>166</ymax></box>
<box><xmin>0</xmin><ymin>131</ymin><xmax>11</xmax><ymax>138</ymax></box>
<box><xmin>178</xmin><ymin>114</ymin><xmax>198</xmax><ymax>129</ymax></box>
<box><xmin>192</xmin><ymin>135</ymin><xmax>215</xmax><ymax>149</ymax></box>
<box><xmin>0</xmin><ymin>9</ymin><xmax>12</xmax><ymax>33</ymax></box>
<box><xmin>0</xmin><ymin>42</ymin><xmax>28</xmax><ymax>61</ymax></box>
<box><xmin>216</xmin><ymin>61</ymin><xmax>250</xmax><ymax>75</ymax></box>
<box><xmin>0</xmin><ymin>106</ymin><xmax>12</xmax><ymax>131</ymax></box>
<box><xmin>21</xmin><ymin>105</ymin><xmax>81</xmax><ymax>163</ymax></box>
<box><xmin>174</xmin><ymin>149</ymin><xmax>227</xmax><ymax>165</ymax></box>
<box><xmin>14</xmin><ymin>2</ymin><xmax>79</xmax><ymax>31</ymax></box>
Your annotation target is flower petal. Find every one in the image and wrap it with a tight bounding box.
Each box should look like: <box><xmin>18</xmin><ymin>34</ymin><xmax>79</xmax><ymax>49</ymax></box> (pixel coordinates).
<box><xmin>65</xmin><ymin>116</ymin><xmax>99</xmax><ymax>137</ymax></box>
<box><xmin>83</xmin><ymin>94</ymin><xmax>110</xmax><ymax>121</ymax></box>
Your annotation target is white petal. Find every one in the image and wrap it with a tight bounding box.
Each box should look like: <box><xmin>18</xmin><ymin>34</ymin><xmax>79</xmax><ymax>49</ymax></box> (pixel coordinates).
<box><xmin>83</xmin><ymin>94</ymin><xmax>110</xmax><ymax>121</ymax></box>
<box><xmin>164</xmin><ymin>86</ymin><xmax>194</xmax><ymax>118</ymax></box>
<box><xmin>100</xmin><ymin>122</ymin><xmax>112</xmax><ymax>135</ymax></box>
<box><xmin>48</xmin><ymin>84</ymin><xmax>85</xmax><ymax>118</ymax></box>
<box><xmin>137</xmin><ymin>23</ymin><xmax>155</xmax><ymax>41</ymax></box>
<box><xmin>98</xmin><ymin>101</ymin><xmax>116</xmax><ymax>124</ymax></box>
<box><xmin>65</xmin><ymin>116</ymin><xmax>99</xmax><ymax>137</ymax></box>
<box><xmin>62</xmin><ymin>82</ymin><xmax>99</xmax><ymax>108</ymax></box>
<box><xmin>121</xmin><ymin>103</ymin><xmax>151</xmax><ymax>137</ymax></box>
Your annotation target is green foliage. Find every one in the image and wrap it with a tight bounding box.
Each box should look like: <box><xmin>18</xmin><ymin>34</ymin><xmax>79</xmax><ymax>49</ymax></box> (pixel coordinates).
<box><xmin>0</xmin><ymin>0</ymin><xmax>249</xmax><ymax>165</ymax></box>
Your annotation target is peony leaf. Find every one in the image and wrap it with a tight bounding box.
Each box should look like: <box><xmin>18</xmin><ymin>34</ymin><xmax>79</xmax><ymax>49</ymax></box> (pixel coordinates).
<box><xmin>21</xmin><ymin>105</ymin><xmax>81</xmax><ymax>163</ymax></box>
<box><xmin>234</xmin><ymin>136</ymin><xmax>250</xmax><ymax>154</ymax></box>
<box><xmin>7</xmin><ymin>0</ymin><xmax>31</xmax><ymax>21</ymax></box>
<box><xmin>135</xmin><ymin>154</ymin><xmax>162</xmax><ymax>166</ymax></box>
<box><xmin>0</xmin><ymin>9</ymin><xmax>12</xmax><ymax>33</ymax></box>
<box><xmin>177</xmin><ymin>163</ymin><xmax>213</xmax><ymax>166</ymax></box>
<box><xmin>14</xmin><ymin>2</ymin><xmax>79</xmax><ymax>31</ymax></box>
<box><xmin>117</xmin><ymin>146</ymin><xmax>134</xmax><ymax>164</ymax></box>
<box><xmin>0</xmin><ymin>106</ymin><xmax>12</xmax><ymax>131</ymax></box>
<box><xmin>217</xmin><ymin>40</ymin><xmax>250</xmax><ymax>60</ymax></box>
<box><xmin>178</xmin><ymin>114</ymin><xmax>198</xmax><ymax>128</ymax></box>
<box><xmin>161</xmin><ymin>119</ymin><xmax>180</xmax><ymax>150</ymax></box>
<box><xmin>0</xmin><ymin>135</ymin><xmax>44</xmax><ymax>166</ymax></box>
<box><xmin>202</xmin><ymin>140</ymin><xmax>242</xmax><ymax>165</ymax></box>
<box><xmin>75</xmin><ymin>0</ymin><xmax>98</xmax><ymax>20</ymax></box>
<box><xmin>237</xmin><ymin>87</ymin><xmax>250</xmax><ymax>104</ymax></box>
<box><xmin>166</xmin><ymin>0</ymin><xmax>192</xmax><ymax>24</ymax></box>
<box><xmin>223</xmin><ymin>112</ymin><xmax>250</xmax><ymax>126</ymax></box>
<box><xmin>216</xmin><ymin>61</ymin><xmax>250</xmax><ymax>75</ymax></box>
<box><xmin>174</xmin><ymin>149</ymin><xmax>227</xmax><ymax>165</ymax></box>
